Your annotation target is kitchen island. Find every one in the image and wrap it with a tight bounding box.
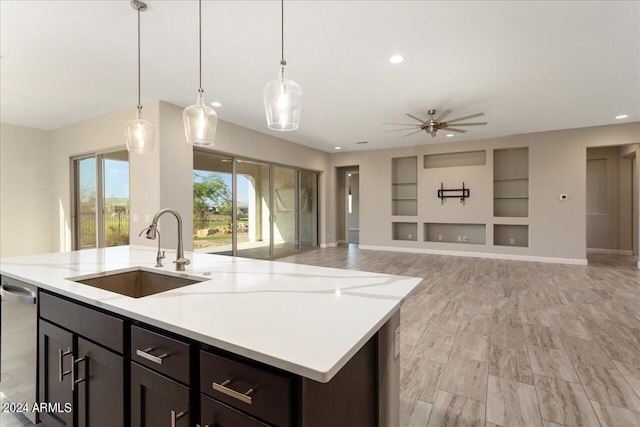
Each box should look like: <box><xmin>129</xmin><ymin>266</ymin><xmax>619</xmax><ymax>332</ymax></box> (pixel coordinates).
<box><xmin>0</xmin><ymin>246</ymin><xmax>422</xmax><ymax>427</ymax></box>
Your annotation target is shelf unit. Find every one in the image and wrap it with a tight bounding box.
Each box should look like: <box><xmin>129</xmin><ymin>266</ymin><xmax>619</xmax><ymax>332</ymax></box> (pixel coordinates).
<box><xmin>392</xmin><ymin>222</ymin><xmax>418</xmax><ymax>241</ymax></box>
<box><xmin>392</xmin><ymin>157</ymin><xmax>417</xmax><ymax>216</ymax></box>
<box><xmin>424</xmin><ymin>223</ymin><xmax>486</xmax><ymax>245</ymax></box>
<box><xmin>494</xmin><ymin>224</ymin><xmax>529</xmax><ymax>247</ymax></box>
<box><xmin>494</xmin><ymin>148</ymin><xmax>529</xmax><ymax>217</ymax></box>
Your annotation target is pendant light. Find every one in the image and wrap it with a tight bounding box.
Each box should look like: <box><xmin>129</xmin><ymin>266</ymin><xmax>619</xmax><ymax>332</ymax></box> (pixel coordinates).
<box><xmin>263</xmin><ymin>0</ymin><xmax>302</xmax><ymax>131</ymax></box>
<box><xmin>124</xmin><ymin>0</ymin><xmax>155</xmax><ymax>154</ymax></box>
<box><xmin>183</xmin><ymin>0</ymin><xmax>217</xmax><ymax>146</ymax></box>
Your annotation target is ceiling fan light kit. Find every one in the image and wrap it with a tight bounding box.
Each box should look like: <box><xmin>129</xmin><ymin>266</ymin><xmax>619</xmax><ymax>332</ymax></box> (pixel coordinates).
<box><xmin>264</xmin><ymin>0</ymin><xmax>302</xmax><ymax>131</ymax></box>
<box><xmin>183</xmin><ymin>0</ymin><xmax>218</xmax><ymax>146</ymax></box>
<box><xmin>124</xmin><ymin>0</ymin><xmax>155</xmax><ymax>154</ymax></box>
<box><xmin>384</xmin><ymin>109</ymin><xmax>488</xmax><ymax>138</ymax></box>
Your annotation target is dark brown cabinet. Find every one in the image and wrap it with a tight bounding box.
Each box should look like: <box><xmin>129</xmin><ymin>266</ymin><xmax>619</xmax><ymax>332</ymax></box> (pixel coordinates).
<box><xmin>38</xmin><ymin>292</ymin><xmax>125</xmax><ymax>427</ymax></box>
<box><xmin>131</xmin><ymin>363</ymin><xmax>190</xmax><ymax>427</ymax></box>
<box><xmin>39</xmin><ymin>320</ymin><xmax>74</xmax><ymax>427</ymax></box>
<box><xmin>76</xmin><ymin>338</ymin><xmax>124</xmax><ymax>427</ymax></box>
<box><xmin>200</xmin><ymin>394</ymin><xmax>269</xmax><ymax>427</ymax></box>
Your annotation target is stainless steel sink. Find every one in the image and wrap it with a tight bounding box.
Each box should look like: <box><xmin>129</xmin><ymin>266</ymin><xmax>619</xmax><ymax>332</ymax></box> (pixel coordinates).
<box><xmin>70</xmin><ymin>268</ymin><xmax>204</xmax><ymax>298</ymax></box>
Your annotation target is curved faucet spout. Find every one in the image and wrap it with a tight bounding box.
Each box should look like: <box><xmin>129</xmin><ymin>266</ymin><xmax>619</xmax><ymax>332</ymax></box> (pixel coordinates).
<box><xmin>146</xmin><ymin>208</ymin><xmax>190</xmax><ymax>271</ymax></box>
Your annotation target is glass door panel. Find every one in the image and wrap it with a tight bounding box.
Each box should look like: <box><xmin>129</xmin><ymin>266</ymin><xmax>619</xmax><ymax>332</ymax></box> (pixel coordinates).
<box><xmin>193</xmin><ymin>152</ymin><xmax>233</xmax><ymax>255</ymax></box>
<box><xmin>76</xmin><ymin>157</ymin><xmax>97</xmax><ymax>249</ymax></box>
<box><xmin>300</xmin><ymin>171</ymin><xmax>318</xmax><ymax>249</ymax></box>
<box><xmin>236</xmin><ymin>160</ymin><xmax>271</xmax><ymax>258</ymax></box>
<box><xmin>273</xmin><ymin>166</ymin><xmax>298</xmax><ymax>257</ymax></box>
<box><xmin>103</xmin><ymin>151</ymin><xmax>130</xmax><ymax>247</ymax></box>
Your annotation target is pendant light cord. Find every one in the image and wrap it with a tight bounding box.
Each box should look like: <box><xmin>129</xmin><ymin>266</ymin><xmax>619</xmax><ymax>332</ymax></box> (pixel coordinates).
<box><xmin>137</xmin><ymin>7</ymin><xmax>142</xmax><ymax>110</ymax></box>
<box><xmin>198</xmin><ymin>0</ymin><xmax>203</xmax><ymax>93</ymax></box>
<box><xmin>280</xmin><ymin>0</ymin><xmax>285</xmax><ymax>66</ymax></box>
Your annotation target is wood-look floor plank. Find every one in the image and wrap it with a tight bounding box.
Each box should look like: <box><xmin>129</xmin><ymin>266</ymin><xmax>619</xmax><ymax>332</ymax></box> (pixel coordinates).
<box><xmin>486</xmin><ymin>375</ymin><xmax>542</xmax><ymax>427</ymax></box>
<box><xmin>427</xmin><ymin>390</ymin><xmax>485</xmax><ymax>427</ymax></box>
<box><xmin>575</xmin><ymin>363</ymin><xmax>640</xmax><ymax>411</ymax></box>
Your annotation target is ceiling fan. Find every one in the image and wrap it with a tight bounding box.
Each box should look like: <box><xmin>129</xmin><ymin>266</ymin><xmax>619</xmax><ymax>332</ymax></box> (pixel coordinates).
<box><xmin>384</xmin><ymin>109</ymin><xmax>488</xmax><ymax>137</ymax></box>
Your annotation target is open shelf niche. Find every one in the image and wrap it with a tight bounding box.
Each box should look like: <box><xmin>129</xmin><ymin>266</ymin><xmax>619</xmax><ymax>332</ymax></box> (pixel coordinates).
<box><xmin>424</xmin><ymin>223</ymin><xmax>486</xmax><ymax>245</ymax></box>
<box><xmin>494</xmin><ymin>148</ymin><xmax>529</xmax><ymax>217</ymax></box>
<box><xmin>392</xmin><ymin>222</ymin><xmax>418</xmax><ymax>241</ymax></box>
<box><xmin>392</xmin><ymin>156</ymin><xmax>417</xmax><ymax>216</ymax></box>
<box><xmin>494</xmin><ymin>224</ymin><xmax>529</xmax><ymax>247</ymax></box>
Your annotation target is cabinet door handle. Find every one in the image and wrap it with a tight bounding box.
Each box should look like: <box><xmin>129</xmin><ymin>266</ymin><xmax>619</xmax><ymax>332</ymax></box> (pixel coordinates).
<box><xmin>136</xmin><ymin>347</ymin><xmax>169</xmax><ymax>365</ymax></box>
<box><xmin>58</xmin><ymin>348</ymin><xmax>72</xmax><ymax>382</ymax></box>
<box><xmin>72</xmin><ymin>357</ymin><xmax>87</xmax><ymax>391</ymax></box>
<box><xmin>170</xmin><ymin>410</ymin><xmax>187</xmax><ymax>427</ymax></box>
<box><xmin>212</xmin><ymin>380</ymin><xmax>254</xmax><ymax>405</ymax></box>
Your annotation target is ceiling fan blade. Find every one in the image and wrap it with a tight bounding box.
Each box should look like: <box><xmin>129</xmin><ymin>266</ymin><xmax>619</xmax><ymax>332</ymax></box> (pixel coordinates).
<box><xmin>445</xmin><ymin>128</ymin><xmax>467</xmax><ymax>133</ymax></box>
<box><xmin>406</xmin><ymin>114</ymin><xmax>426</xmax><ymax>123</ymax></box>
<box><xmin>434</xmin><ymin>109</ymin><xmax>452</xmax><ymax>122</ymax></box>
<box><xmin>446</xmin><ymin>113</ymin><xmax>485</xmax><ymax>123</ymax></box>
<box><xmin>447</xmin><ymin>122</ymin><xmax>488</xmax><ymax>126</ymax></box>
<box><xmin>382</xmin><ymin>123</ymin><xmax>422</xmax><ymax>126</ymax></box>
<box><xmin>403</xmin><ymin>129</ymin><xmax>424</xmax><ymax>137</ymax></box>
<box><xmin>383</xmin><ymin>128</ymin><xmax>422</xmax><ymax>132</ymax></box>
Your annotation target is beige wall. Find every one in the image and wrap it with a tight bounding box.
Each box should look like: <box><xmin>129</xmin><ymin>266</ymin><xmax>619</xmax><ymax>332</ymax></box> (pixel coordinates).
<box><xmin>15</xmin><ymin>100</ymin><xmax>329</xmax><ymax>255</ymax></box>
<box><xmin>327</xmin><ymin>122</ymin><xmax>640</xmax><ymax>263</ymax></box>
<box><xmin>0</xmin><ymin>124</ymin><xmax>54</xmax><ymax>257</ymax></box>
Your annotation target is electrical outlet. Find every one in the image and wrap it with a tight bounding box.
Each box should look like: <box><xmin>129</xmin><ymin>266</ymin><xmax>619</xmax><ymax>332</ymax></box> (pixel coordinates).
<box><xmin>457</xmin><ymin>236</ymin><xmax>462</xmax><ymax>242</ymax></box>
<box><xmin>132</xmin><ymin>214</ymin><xmax>139</xmax><ymax>222</ymax></box>
<box><xmin>144</xmin><ymin>214</ymin><xmax>151</xmax><ymax>222</ymax></box>
<box><xmin>438</xmin><ymin>235</ymin><xmax>443</xmax><ymax>241</ymax></box>
<box><xmin>463</xmin><ymin>236</ymin><xmax>468</xmax><ymax>242</ymax></box>
<box><xmin>394</xmin><ymin>327</ymin><xmax>401</xmax><ymax>359</ymax></box>
<box><xmin>408</xmin><ymin>234</ymin><xmax>412</xmax><ymax>240</ymax></box>
<box><xmin>510</xmin><ymin>238</ymin><xmax>515</xmax><ymax>245</ymax></box>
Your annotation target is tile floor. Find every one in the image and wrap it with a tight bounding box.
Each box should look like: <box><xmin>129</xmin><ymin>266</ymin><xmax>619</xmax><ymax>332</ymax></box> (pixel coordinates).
<box><xmin>2</xmin><ymin>248</ymin><xmax>639</xmax><ymax>427</ymax></box>
<box><xmin>280</xmin><ymin>247</ymin><xmax>640</xmax><ymax>427</ymax></box>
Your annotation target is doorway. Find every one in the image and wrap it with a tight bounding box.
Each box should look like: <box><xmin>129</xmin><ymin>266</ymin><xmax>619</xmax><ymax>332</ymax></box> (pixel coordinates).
<box><xmin>586</xmin><ymin>145</ymin><xmax>639</xmax><ymax>266</ymax></box>
<box><xmin>335</xmin><ymin>166</ymin><xmax>359</xmax><ymax>244</ymax></box>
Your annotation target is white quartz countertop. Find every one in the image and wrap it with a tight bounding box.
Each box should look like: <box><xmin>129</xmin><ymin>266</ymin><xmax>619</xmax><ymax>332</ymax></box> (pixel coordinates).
<box><xmin>0</xmin><ymin>246</ymin><xmax>422</xmax><ymax>382</ymax></box>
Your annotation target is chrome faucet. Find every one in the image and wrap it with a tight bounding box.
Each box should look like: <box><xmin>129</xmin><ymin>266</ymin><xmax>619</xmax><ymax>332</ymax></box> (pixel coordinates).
<box><xmin>144</xmin><ymin>208</ymin><xmax>190</xmax><ymax>271</ymax></box>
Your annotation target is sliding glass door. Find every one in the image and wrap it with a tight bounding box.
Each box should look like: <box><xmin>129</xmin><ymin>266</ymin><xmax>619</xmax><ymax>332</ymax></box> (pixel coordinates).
<box><xmin>72</xmin><ymin>150</ymin><xmax>130</xmax><ymax>249</ymax></box>
<box><xmin>236</xmin><ymin>160</ymin><xmax>271</xmax><ymax>259</ymax></box>
<box><xmin>193</xmin><ymin>150</ymin><xmax>318</xmax><ymax>258</ymax></box>
<box><xmin>273</xmin><ymin>166</ymin><xmax>298</xmax><ymax>257</ymax></box>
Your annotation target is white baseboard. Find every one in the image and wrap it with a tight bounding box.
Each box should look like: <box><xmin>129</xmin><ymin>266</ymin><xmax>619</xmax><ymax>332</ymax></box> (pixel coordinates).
<box><xmin>358</xmin><ymin>245</ymin><xmax>588</xmax><ymax>266</ymax></box>
<box><xmin>320</xmin><ymin>242</ymin><xmax>338</xmax><ymax>248</ymax></box>
<box><xmin>587</xmin><ymin>248</ymin><xmax>634</xmax><ymax>256</ymax></box>
<box><xmin>638</xmin><ymin>261</ymin><xmax>640</xmax><ymax>269</ymax></box>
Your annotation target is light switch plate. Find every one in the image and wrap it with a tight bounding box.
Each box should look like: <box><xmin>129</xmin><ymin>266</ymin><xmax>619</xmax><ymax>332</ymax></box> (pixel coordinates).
<box><xmin>394</xmin><ymin>327</ymin><xmax>401</xmax><ymax>359</ymax></box>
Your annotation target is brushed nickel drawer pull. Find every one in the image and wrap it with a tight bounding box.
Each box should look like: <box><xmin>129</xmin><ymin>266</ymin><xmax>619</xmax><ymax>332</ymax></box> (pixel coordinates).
<box><xmin>212</xmin><ymin>379</ymin><xmax>254</xmax><ymax>405</ymax></box>
<box><xmin>72</xmin><ymin>357</ymin><xmax>87</xmax><ymax>391</ymax></box>
<box><xmin>136</xmin><ymin>347</ymin><xmax>168</xmax><ymax>365</ymax></box>
<box><xmin>58</xmin><ymin>348</ymin><xmax>72</xmax><ymax>382</ymax></box>
<box><xmin>170</xmin><ymin>409</ymin><xmax>187</xmax><ymax>427</ymax></box>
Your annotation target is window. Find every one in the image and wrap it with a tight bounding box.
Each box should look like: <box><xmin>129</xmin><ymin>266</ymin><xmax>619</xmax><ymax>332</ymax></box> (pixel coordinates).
<box><xmin>72</xmin><ymin>150</ymin><xmax>130</xmax><ymax>249</ymax></box>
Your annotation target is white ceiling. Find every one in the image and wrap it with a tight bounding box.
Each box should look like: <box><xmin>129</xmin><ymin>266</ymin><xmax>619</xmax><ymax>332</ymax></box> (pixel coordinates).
<box><xmin>1</xmin><ymin>1</ymin><xmax>638</xmax><ymax>153</ymax></box>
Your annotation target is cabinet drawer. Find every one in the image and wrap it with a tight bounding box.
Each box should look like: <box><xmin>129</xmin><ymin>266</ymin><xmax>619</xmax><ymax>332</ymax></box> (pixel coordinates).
<box><xmin>131</xmin><ymin>325</ymin><xmax>190</xmax><ymax>385</ymax></box>
<box><xmin>200</xmin><ymin>394</ymin><xmax>269</xmax><ymax>427</ymax></box>
<box><xmin>39</xmin><ymin>291</ymin><xmax>124</xmax><ymax>353</ymax></box>
<box><xmin>200</xmin><ymin>351</ymin><xmax>292</xmax><ymax>427</ymax></box>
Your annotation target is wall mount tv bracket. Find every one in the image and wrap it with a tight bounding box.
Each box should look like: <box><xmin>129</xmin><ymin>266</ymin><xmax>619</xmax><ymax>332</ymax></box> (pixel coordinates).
<box><xmin>438</xmin><ymin>182</ymin><xmax>470</xmax><ymax>205</ymax></box>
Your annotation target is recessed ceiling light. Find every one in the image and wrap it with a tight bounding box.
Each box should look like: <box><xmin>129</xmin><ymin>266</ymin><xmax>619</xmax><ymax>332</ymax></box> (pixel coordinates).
<box><xmin>335</xmin><ymin>146</ymin><xmax>342</xmax><ymax>150</ymax></box>
<box><xmin>616</xmin><ymin>114</ymin><xmax>628</xmax><ymax>119</ymax></box>
<box><xmin>211</xmin><ymin>101</ymin><xmax>222</xmax><ymax>107</ymax></box>
<box><xmin>446</xmin><ymin>134</ymin><xmax>454</xmax><ymax>138</ymax></box>
<box><xmin>389</xmin><ymin>54</ymin><xmax>405</xmax><ymax>64</ymax></box>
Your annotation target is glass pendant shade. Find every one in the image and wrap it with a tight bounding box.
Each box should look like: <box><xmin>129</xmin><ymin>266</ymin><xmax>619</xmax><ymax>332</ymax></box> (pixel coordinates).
<box><xmin>264</xmin><ymin>66</ymin><xmax>302</xmax><ymax>131</ymax></box>
<box><xmin>183</xmin><ymin>91</ymin><xmax>218</xmax><ymax>145</ymax></box>
<box><xmin>124</xmin><ymin>109</ymin><xmax>155</xmax><ymax>154</ymax></box>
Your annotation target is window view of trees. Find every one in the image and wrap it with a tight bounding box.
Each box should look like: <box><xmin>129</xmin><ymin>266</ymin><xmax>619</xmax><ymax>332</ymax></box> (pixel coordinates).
<box><xmin>193</xmin><ymin>171</ymin><xmax>236</xmax><ymax>253</ymax></box>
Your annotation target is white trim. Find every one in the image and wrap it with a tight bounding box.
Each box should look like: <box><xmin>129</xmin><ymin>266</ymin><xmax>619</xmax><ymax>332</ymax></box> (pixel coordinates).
<box><xmin>358</xmin><ymin>245</ymin><xmax>588</xmax><ymax>266</ymax></box>
<box><xmin>587</xmin><ymin>248</ymin><xmax>634</xmax><ymax>256</ymax></box>
<box><xmin>320</xmin><ymin>242</ymin><xmax>337</xmax><ymax>248</ymax></box>
<box><xmin>637</xmin><ymin>261</ymin><xmax>640</xmax><ymax>269</ymax></box>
